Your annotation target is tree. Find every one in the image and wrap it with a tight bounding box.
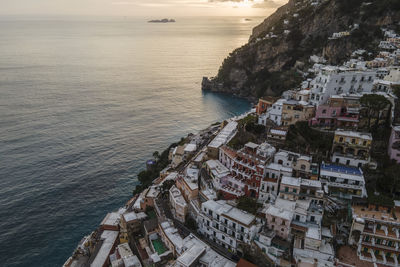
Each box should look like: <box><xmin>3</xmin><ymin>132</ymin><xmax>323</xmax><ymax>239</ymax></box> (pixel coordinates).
<box><xmin>237</xmin><ymin>196</ymin><xmax>261</xmax><ymax>215</ymax></box>
<box><xmin>360</xmin><ymin>94</ymin><xmax>390</xmax><ymax>129</ymax></box>
<box><xmin>382</xmin><ymin>164</ymin><xmax>400</xmax><ymax>196</ymax></box>
<box><xmin>153</xmin><ymin>151</ymin><xmax>160</xmax><ymax>161</ymax></box>
<box><xmin>161</xmin><ymin>179</ymin><xmax>175</xmax><ymax>197</ymax></box>
<box><xmin>185</xmin><ymin>216</ymin><xmax>197</xmax><ymax>231</ymax></box>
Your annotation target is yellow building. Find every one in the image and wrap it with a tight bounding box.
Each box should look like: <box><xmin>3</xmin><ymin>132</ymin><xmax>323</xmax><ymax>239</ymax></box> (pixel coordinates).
<box><xmin>331</xmin><ymin>130</ymin><xmax>373</xmax><ymax>168</ymax></box>
<box><xmin>281</xmin><ymin>100</ymin><xmax>315</xmax><ymax>126</ymax></box>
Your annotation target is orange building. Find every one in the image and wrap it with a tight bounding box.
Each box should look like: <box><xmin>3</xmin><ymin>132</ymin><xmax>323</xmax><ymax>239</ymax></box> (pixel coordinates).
<box><xmin>256</xmin><ymin>97</ymin><xmax>278</xmax><ymax>115</ymax></box>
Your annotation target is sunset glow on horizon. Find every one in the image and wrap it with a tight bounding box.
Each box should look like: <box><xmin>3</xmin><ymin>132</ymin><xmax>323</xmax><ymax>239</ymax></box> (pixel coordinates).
<box><xmin>1</xmin><ymin>0</ymin><xmax>288</xmax><ymax>17</ymax></box>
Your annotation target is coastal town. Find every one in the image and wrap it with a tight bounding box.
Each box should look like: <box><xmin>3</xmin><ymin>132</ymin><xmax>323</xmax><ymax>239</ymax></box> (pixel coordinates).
<box><xmin>64</xmin><ymin>26</ymin><xmax>400</xmax><ymax>267</ymax></box>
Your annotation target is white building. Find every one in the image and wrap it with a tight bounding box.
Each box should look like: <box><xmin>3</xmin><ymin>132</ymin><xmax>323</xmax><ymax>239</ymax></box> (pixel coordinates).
<box><xmin>197</xmin><ymin>200</ymin><xmax>259</xmax><ymax>253</ymax></box>
<box><xmin>204</xmin><ymin>159</ymin><xmax>230</xmax><ymax>190</ymax></box>
<box><xmin>258</xmin><ymin>98</ymin><xmax>285</xmax><ymax>126</ymax></box>
<box><xmin>169</xmin><ymin>185</ymin><xmax>188</xmax><ymax>223</ymax></box>
<box><xmin>320</xmin><ymin>163</ymin><xmax>367</xmax><ymax>200</ymax></box>
<box><xmin>379</xmin><ymin>41</ymin><xmax>397</xmax><ymax>50</ymax></box>
<box><xmin>309</xmin><ymin>67</ymin><xmax>377</xmax><ymax>106</ymax></box>
<box><xmin>259</xmin><ymin>163</ymin><xmax>293</xmax><ymax>203</ymax></box>
<box><xmin>111</xmin><ymin>243</ymin><xmax>142</xmax><ymax>267</ymax></box>
<box><xmin>174</xmin><ymin>234</ymin><xmax>235</xmax><ymax>267</ymax></box>
<box><xmin>207</xmin><ymin>121</ymin><xmax>238</xmax><ymax>158</ymax></box>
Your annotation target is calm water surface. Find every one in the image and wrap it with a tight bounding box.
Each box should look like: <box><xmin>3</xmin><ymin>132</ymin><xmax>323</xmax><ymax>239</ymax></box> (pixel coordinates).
<box><xmin>0</xmin><ymin>16</ymin><xmax>262</xmax><ymax>266</ymax></box>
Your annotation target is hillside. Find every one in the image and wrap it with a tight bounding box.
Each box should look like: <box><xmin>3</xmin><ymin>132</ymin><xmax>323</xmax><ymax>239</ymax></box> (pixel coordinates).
<box><xmin>202</xmin><ymin>0</ymin><xmax>400</xmax><ymax>100</ymax></box>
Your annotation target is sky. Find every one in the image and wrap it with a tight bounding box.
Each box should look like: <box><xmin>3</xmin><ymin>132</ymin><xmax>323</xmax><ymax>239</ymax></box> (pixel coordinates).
<box><xmin>1</xmin><ymin>0</ymin><xmax>288</xmax><ymax>17</ymax></box>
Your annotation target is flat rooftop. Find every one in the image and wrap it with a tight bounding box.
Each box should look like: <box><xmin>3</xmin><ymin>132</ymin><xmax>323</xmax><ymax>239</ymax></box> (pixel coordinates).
<box><xmin>90</xmin><ymin>230</ymin><xmax>119</xmax><ymax>267</ymax></box>
<box><xmin>321</xmin><ymin>163</ymin><xmax>362</xmax><ymax>176</ymax></box>
<box><xmin>352</xmin><ymin>205</ymin><xmax>400</xmax><ymax>223</ymax></box>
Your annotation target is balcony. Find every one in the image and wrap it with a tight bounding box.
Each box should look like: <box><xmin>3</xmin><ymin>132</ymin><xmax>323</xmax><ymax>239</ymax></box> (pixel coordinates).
<box><xmin>337</xmin><ymin>115</ymin><xmax>359</xmax><ymax>122</ymax></box>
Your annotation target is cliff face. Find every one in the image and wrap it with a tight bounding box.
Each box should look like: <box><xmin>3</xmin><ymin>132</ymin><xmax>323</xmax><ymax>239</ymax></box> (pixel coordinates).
<box><xmin>202</xmin><ymin>0</ymin><xmax>400</xmax><ymax>99</ymax></box>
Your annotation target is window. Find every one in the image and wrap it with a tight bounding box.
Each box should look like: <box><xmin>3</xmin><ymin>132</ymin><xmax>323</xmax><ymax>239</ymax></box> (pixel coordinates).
<box><xmin>296</xmin><ymin>215</ymin><xmax>300</xmax><ymax>221</ymax></box>
<box><xmin>351</xmin><ymin>139</ymin><xmax>356</xmax><ymax>144</ymax></box>
<box><xmin>322</xmin><ymin>109</ymin><xmax>327</xmax><ymax>114</ymax></box>
<box><xmin>293</xmin><ymin>188</ymin><xmax>297</xmax><ymax>193</ymax></box>
<box><xmin>222</xmin><ymin>235</ymin><xmax>225</xmax><ymax>240</ymax></box>
<box><xmin>285</xmin><ymin>187</ymin><xmax>289</xmax><ymax>192</ymax></box>
<box><xmin>339</xmin><ymin>137</ymin><xmax>344</xmax><ymax>142</ymax></box>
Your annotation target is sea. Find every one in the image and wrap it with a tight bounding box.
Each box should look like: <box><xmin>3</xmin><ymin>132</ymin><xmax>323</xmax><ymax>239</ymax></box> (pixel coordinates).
<box><xmin>0</xmin><ymin>16</ymin><xmax>263</xmax><ymax>266</ymax></box>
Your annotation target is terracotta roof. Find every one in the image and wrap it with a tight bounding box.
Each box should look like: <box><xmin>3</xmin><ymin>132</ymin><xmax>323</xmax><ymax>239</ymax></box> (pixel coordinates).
<box><xmin>236</xmin><ymin>258</ymin><xmax>258</xmax><ymax>267</ymax></box>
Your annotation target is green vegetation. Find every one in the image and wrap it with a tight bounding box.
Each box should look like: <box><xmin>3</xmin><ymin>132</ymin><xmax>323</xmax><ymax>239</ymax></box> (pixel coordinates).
<box><xmin>367</xmin><ymin>190</ymin><xmax>395</xmax><ymax>208</ymax></box>
<box><xmin>237</xmin><ymin>196</ymin><xmax>262</xmax><ymax>215</ymax></box>
<box><xmin>392</xmin><ymin>85</ymin><xmax>400</xmax><ymax>124</ymax></box>
<box><xmin>359</xmin><ymin>94</ymin><xmax>391</xmax><ymax>129</ymax></box>
<box><xmin>364</xmin><ymin>154</ymin><xmax>400</xmax><ymax>202</ymax></box>
<box><xmin>216</xmin><ymin>49</ymin><xmax>241</xmax><ymax>84</ymax></box>
<box><xmin>284</xmin><ymin>121</ymin><xmax>334</xmax><ymax>160</ymax></box>
<box><xmin>185</xmin><ymin>215</ymin><xmax>197</xmax><ymax>231</ymax></box>
<box><xmin>160</xmin><ymin>179</ymin><xmax>175</xmax><ymax>198</ymax></box>
<box><xmin>228</xmin><ymin>115</ymin><xmax>266</xmax><ymax>150</ymax></box>
<box><xmin>253</xmin><ymin>70</ymin><xmax>304</xmax><ymax>98</ymax></box>
<box><xmin>337</xmin><ymin>0</ymin><xmax>400</xmax><ymax>17</ymax></box>
<box><xmin>146</xmin><ymin>208</ymin><xmax>157</xmax><ymax>220</ymax></box>
<box><xmin>132</xmin><ymin>143</ymin><xmax>176</xmax><ymax>195</ymax></box>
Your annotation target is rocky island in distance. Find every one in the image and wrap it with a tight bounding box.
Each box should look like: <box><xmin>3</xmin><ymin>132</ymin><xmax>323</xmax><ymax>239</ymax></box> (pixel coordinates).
<box><xmin>148</xmin><ymin>18</ymin><xmax>176</xmax><ymax>23</ymax></box>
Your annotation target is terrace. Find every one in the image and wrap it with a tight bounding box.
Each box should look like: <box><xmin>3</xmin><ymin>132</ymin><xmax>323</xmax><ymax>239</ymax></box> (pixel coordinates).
<box><xmin>151</xmin><ymin>238</ymin><xmax>168</xmax><ymax>255</ymax></box>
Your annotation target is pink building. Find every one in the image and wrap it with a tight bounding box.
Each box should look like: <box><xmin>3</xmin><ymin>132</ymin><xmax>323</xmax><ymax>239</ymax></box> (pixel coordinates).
<box><xmin>265</xmin><ymin>205</ymin><xmax>292</xmax><ymax>241</ymax></box>
<box><xmin>388</xmin><ymin>125</ymin><xmax>400</xmax><ymax>163</ymax></box>
<box><xmin>310</xmin><ymin>96</ymin><xmax>360</xmax><ymax>129</ymax></box>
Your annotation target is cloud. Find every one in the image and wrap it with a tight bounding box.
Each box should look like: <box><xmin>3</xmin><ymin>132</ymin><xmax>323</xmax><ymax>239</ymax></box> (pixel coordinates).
<box><xmin>252</xmin><ymin>0</ymin><xmax>281</xmax><ymax>8</ymax></box>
